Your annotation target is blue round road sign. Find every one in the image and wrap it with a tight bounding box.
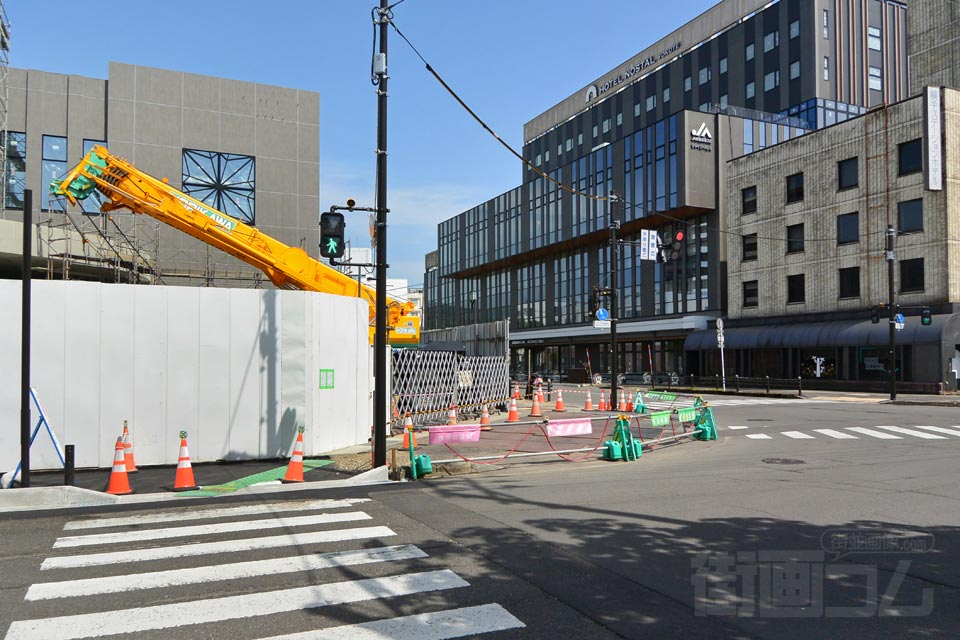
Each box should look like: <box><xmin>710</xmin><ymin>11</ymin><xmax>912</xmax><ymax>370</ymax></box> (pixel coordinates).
<box><xmin>596</xmin><ymin>308</ymin><xmax>609</xmax><ymax>321</ymax></box>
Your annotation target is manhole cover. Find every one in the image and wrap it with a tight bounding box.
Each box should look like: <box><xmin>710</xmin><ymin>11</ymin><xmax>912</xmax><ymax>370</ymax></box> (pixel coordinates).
<box><xmin>762</xmin><ymin>458</ymin><xmax>806</xmax><ymax>465</ymax></box>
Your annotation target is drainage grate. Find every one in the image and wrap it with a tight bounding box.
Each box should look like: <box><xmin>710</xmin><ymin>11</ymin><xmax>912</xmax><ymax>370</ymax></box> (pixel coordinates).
<box><xmin>762</xmin><ymin>458</ymin><xmax>806</xmax><ymax>465</ymax></box>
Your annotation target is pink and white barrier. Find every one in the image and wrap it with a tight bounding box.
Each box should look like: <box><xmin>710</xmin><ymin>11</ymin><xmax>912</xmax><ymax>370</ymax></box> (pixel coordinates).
<box><xmin>545</xmin><ymin>418</ymin><xmax>593</xmax><ymax>437</ymax></box>
<box><xmin>428</xmin><ymin>423</ymin><xmax>481</xmax><ymax>445</ymax></box>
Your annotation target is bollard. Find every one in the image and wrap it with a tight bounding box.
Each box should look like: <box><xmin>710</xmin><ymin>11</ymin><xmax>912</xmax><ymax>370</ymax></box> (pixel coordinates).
<box><xmin>798</xmin><ymin>376</ymin><xmax>803</xmax><ymax>397</ymax></box>
<box><xmin>547</xmin><ymin>379</ymin><xmax>553</xmax><ymax>402</ymax></box>
<box><xmin>735</xmin><ymin>374</ymin><xmax>740</xmax><ymax>393</ymax></box>
<box><xmin>715</xmin><ymin>374</ymin><xmax>719</xmax><ymax>390</ymax></box>
<box><xmin>765</xmin><ymin>376</ymin><xmax>770</xmax><ymax>395</ymax></box>
<box><xmin>64</xmin><ymin>444</ymin><xmax>75</xmax><ymax>486</ymax></box>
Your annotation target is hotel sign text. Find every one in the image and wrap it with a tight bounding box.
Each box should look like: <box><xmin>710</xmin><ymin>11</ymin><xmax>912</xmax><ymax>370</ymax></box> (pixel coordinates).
<box><xmin>586</xmin><ymin>42</ymin><xmax>682</xmax><ymax>103</ymax></box>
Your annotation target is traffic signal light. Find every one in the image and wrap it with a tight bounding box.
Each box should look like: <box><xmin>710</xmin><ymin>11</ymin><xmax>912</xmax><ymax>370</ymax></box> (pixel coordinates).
<box><xmin>320</xmin><ymin>212</ymin><xmax>345</xmax><ymax>258</ymax></box>
<box><xmin>870</xmin><ymin>306</ymin><xmax>879</xmax><ymax>324</ymax></box>
<box><xmin>658</xmin><ymin>230</ymin><xmax>685</xmax><ymax>262</ymax></box>
<box><xmin>921</xmin><ymin>307</ymin><xmax>932</xmax><ymax>326</ymax></box>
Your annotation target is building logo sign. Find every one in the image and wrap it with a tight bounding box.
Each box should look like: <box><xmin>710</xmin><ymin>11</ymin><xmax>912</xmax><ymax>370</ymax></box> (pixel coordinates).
<box><xmin>689</xmin><ymin>121</ymin><xmax>712</xmax><ymax>152</ymax></box>
<box><xmin>585</xmin><ymin>41</ymin><xmax>682</xmax><ymax>103</ymax></box>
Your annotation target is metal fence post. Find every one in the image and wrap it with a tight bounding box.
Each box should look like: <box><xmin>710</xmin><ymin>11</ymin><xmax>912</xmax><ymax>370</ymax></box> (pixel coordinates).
<box><xmin>765</xmin><ymin>376</ymin><xmax>770</xmax><ymax>395</ymax></box>
<box><xmin>735</xmin><ymin>374</ymin><xmax>740</xmax><ymax>393</ymax></box>
<box><xmin>64</xmin><ymin>444</ymin><xmax>75</xmax><ymax>486</ymax></box>
<box><xmin>798</xmin><ymin>376</ymin><xmax>802</xmax><ymax>397</ymax></box>
<box><xmin>715</xmin><ymin>374</ymin><xmax>719</xmax><ymax>390</ymax></box>
<box><xmin>547</xmin><ymin>379</ymin><xmax>553</xmax><ymax>402</ymax></box>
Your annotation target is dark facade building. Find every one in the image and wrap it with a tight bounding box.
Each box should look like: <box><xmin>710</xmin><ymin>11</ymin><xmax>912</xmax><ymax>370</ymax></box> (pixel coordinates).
<box><xmin>424</xmin><ymin>0</ymin><xmax>908</xmax><ymax>380</ymax></box>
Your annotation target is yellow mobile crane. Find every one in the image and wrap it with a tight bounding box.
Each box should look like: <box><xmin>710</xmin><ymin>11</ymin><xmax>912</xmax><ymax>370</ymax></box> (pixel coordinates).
<box><xmin>50</xmin><ymin>146</ymin><xmax>419</xmax><ymax>345</ymax></box>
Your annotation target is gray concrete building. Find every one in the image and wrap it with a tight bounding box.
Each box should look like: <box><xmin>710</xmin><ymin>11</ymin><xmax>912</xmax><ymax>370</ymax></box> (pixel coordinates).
<box><xmin>907</xmin><ymin>0</ymin><xmax>960</xmax><ymax>94</ymax></box>
<box><xmin>1</xmin><ymin>62</ymin><xmax>319</xmax><ymax>286</ymax></box>
<box><xmin>703</xmin><ymin>87</ymin><xmax>960</xmax><ymax>388</ymax></box>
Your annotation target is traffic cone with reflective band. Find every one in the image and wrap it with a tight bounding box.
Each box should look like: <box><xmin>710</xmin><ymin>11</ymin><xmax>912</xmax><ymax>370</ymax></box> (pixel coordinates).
<box><xmin>446</xmin><ymin>403</ymin><xmax>458</xmax><ymax>425</ymax></box>
<box><xmin>507</xmin><ymin>397</ymin><xmax>520</xmax><ymax>422</ymax></box>
<box><xmin>401</xmin><ymin>413</ymin><xmax>417</xmax><ymax>448</ymax></box>
<box><xmin>583</xmin><ymin>389</ymin><xmax>594</xmax><ymax>411</ymax></box>
<box><xmin>554</xmin><ymin>389</ymin><xmax>566</xmax><ymax>412</ymax></box>
<box><xmin>513</xmin><ymin>382</ymin><xmax>520</xmax><ymax>400</ymax></box>
<box><xmin>617</xmin><ymin>390</ymin><xmax>627</xmax><ymax>412</ymax></box>
<box><xmin>121</xmin><ymin>419</ymin><xmax>138</xmax><ymax>473</ymax></box>
<box><xmin>105</xmin><ymin>437</ymin><xmax>133</xmax><ymax>495</ymax></box>
<box><xmin>529</xmin><ymin>393</ymin><xmax>543</xmax><ymax>417</ymax></box>
<box><xmin>626</xmin><ymin>391</ymin><xmax>635</xmax><ymax>413</ymax></box>
<box><xmin>598</xmin><ymin>390</ymin><xmax>607</xmax><ymax>412</ymax></box>
<box><xmin>537</xmin><ymin>382</ymin><xmax>544</xmax><ymax>404</ymax></box>
<box><xmin>282</xmin><ymin>426</ymin><xmax>306</xmax><ymax>484</ymax></box>
<box><xmin>480</xmin><ymin>404</ymin><xmax>491</xmax><ymax>427</ymax></box>
<box><xmin>172</xmin><ymin>431</ymin><xmax>198</xmax><ymax>491</ymax></box>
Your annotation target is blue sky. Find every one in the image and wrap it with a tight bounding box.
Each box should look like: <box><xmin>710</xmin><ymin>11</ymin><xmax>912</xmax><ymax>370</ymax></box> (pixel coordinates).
<box><xmin>9</xmin><ymin>0</ymin><xmax>714</xmax><ymax>285</ymax></box>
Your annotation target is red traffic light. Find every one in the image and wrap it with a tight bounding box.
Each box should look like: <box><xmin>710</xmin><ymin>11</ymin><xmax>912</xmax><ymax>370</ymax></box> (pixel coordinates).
<box><xmin>674</xmin><ymin>230</ymin><xmax>685</xmax><ymax>242</ymax></box>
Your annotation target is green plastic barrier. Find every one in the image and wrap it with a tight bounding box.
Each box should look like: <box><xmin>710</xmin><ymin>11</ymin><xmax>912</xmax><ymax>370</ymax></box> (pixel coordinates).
<box><xmin>650</xmin><ymin>410</ymin><xmax>672</xmax><ymax>428</ymax></box>
<box><xmin>645</xmin><ymin>392</ymin><xmax>677</xmax><ymax>401</ymax></box>
<box><xmin>633</xmin><ymin>391</ymin><xmax>647</xmax><ymax>414</ymax></box>
<box><xmin>677</xmin><ymin>406</ymin><xmax>696</xmax><ymax>423</ymax></box>
<box><xmin>694</xmin><ymin>407</ymin><xmax>718</xmax><ymax>441</ymax></box>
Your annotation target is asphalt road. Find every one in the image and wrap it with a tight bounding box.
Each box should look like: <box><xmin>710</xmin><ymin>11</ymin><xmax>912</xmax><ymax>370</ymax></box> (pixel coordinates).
<box><xmin>0</xmin><ymin>398</ymin><xmax>957</xmax><ymax>639</ymax></box>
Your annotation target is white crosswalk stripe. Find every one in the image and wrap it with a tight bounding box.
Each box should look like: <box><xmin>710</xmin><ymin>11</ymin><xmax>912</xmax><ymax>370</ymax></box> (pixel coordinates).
<box><xmin>733</xmin><ymin>425</ymin><xmax>960</xmax><ymax>441</ymax></box>
<box><xmin>781</xmin><ymin>431</ymin><xmax>815</xmax><ymax>439</ymax></box>
<box><xmin>813</xmin><ymin>429</ymin><xmax>859</xmax><ymax>439</ymax></box>
<box><xmin>870</xmin><ymin>425</ymin><xmax>947</xmax><ymax>440</ymax></box>
<box><xmin>9</xmin><ymin>499</ymin><xmax>524</xmax><ymax>640</ymax></box>
<box><xmin>745</xmin><ymin>434</ymin><xmax>772</xmax><ymax>439</ymax></box>
<box><xmin>911</xmin><ymin>425</ymin><xmax>960</xmax><ymax>437</ymax></box>
<box><xmin>845</xmin><ymin>427</ymin><xmax>902</xmax><ymax>439</ymax></box>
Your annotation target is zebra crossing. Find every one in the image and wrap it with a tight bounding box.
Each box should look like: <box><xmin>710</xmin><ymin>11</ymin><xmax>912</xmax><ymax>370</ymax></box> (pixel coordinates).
<box><xmin>4</xmin><ymin>497</ymin><xmax>525</xmax><ymax>640</ymax></box>
<box><xmin>729</xmin><ymin>424</ymin><xmax>960</xmax><ymax>442</ymax></box>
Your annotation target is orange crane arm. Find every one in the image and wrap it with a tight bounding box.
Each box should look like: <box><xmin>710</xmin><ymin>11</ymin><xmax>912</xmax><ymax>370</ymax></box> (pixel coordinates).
<box><xmin>51</xmin><ymin>146</ymin><xmax>419</xmax><ymax>344</ymax></box>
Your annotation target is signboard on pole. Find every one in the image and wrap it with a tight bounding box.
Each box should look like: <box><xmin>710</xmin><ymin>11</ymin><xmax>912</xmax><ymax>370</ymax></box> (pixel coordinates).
<box><xmin>716</xmin><ymin>318</ymin><xmax>727</xmax><ymax>391</ymax></box>
<box><xmin>640</xmin><ymin>229</ymin><xmax>649</xmax><ymax>261</ymax></box>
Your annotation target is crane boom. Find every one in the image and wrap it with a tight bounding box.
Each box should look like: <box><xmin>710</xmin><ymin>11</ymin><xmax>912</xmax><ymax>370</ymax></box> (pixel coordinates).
<box><xmin>50</xmin><ymin>146</ymin><xmax>419</xmax><ymax>345</ymax></box>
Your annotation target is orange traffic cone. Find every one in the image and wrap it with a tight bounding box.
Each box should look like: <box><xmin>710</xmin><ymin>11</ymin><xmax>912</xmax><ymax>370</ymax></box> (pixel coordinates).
<box><xmin>537</xmin><ymin>382</ymin><xmax>544</xmax><ymax>403</ymax></box>
<box><xmin>480</xmin><ymin>404</ymin><xmax>491</xmax><ymax>427</ymax></box>
<box><xmin>554</xmin><ymin>389</ymin><xmax>566</xmax><ymax>412</ymax></box>
<box><xmin>105</xmin><ymin>437</ymin><xmax>134</xmax><ymax>495</ymax></box>
<box><xmin>583</xmin><ymin>389</ymin><xmax>594</xmax><ymax>411</ymax></box>
<box><xmin>513</xmin><ymin>382</ymin><xmax>520</xmax><ymax>400</ymax></box>
<box><xmin>618</xmin><ymin>390</ymin><xmax>627</xmax><ymax>412</ymax></box>
<box><xmin>529</xmin><ymin>393</ymin><xmax>543</xmax><ymax>417</ymax></box>
<box><xmin>121</xmin><ymin>420</ymin><xmax>138</xmax><ymax>473</ymax></box>
<box><xmin>626</xmin><ymin>391</ymin><xmax>635</xmax><ymax>413</ymax></box>
<box><xmin>282</xmin><ymin>426</ymin><xmax>306</xmax><ymax>483</ymax></box>
<box><xmin>447</xmin><ymin>403</ymin><xmax>458</xmax><ymax>425</ymax></box>
<box><xmin>598</xmin><ymin>390</ymin><xmax>607</xmax><ymax>412</ymax></box>
<box><xmin>401</xmin><ymin>413</ymin><xmax>417</xmax><ymax>448</ymax></box>
<box><xmin>172</xmin><ymin>430</ymin><xmax>199</xmax><ymax>491</ymax></box>
<box><xmin>507</xmin><ymin>397</ymin><xmax>520</xmax><ymax>422</ymax></box>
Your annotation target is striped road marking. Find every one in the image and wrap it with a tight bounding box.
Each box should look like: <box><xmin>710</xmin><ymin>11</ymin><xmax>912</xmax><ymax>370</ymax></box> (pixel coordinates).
<box><xmin>53</xmin><ymin>512</ymin><xmax>371</xmax><ymax>548</ymax></box>
<box><xmin>726</xmin><ymin>425</ymin><xmax>749</xmax><ymax>430</ymax></box>
<box><xmin>255</xmin><ymin>604</ymin><xmax>525</xmax><ymax>640</ymax></box>
<box><xmin>4</xmin><ymin>570</ymin><xmax>469</xmax><ymax>640</ymax></box>
<box><xmin>781</xmin><ymin>431</ymin><xmax>815</xmax><ymax>439</ymax></box>
<box><xmin>911</xmin><ymin>425</ymin><xmax>960</xmax><ymax>437</ymax></box>
<box><xmin>745</xmin><ymin>434</ymin><xmax>772</xmax><ymax>439</ymax></box>
<box><xmin>63</xmin><ymin>498</ymin><xmax>370</xmax><ymax>531</ymax></box>
<box><xmin>870</xmin><ymin>425</ymin><xmax>946</xmax><ymax>440</ymax></box>
<box><xmin>813</xmin><ymin>429</ymin><xmax>859</xmax><ymax>439</ymax></box>
<box><xmin>27</xmin><ymin>544</ymin><xmax>427</xmax><ymax>601</ymax></box>
<box><xmin>42</xmin><ymin>526</ymin><xmax>395</xmax><ymax>570</ymax></box>
<box><xmin>846</xmin><ymin>427</ymin><xmax>902</xmax><ymax>439</ymax></box>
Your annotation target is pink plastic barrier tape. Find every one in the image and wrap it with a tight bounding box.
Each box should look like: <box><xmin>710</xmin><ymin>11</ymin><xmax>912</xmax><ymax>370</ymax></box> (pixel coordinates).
<box><xmin>545</xmin><ymin>418</ymin><xmax>593</xmax><ymax>437</ymax></box>
<box><xmin>428</xmin><ymin>423</ymin><xmax>481</xmax><ymax>444</ymax></box>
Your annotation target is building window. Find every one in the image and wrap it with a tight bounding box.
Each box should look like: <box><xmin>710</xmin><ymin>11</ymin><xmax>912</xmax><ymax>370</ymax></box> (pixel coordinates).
<box><xmin>898</xmin><ymin>139</ymin><xmax>922</xmax><ymax>175</ymax></box>
<box><xmin>663</xmin><ymin>87</ymin><xmax>671</xmax><ymax>103</ymax></box>
<box><xmin>838</xmin><ymin>157</ymin><xmax>858</xmax><ymax>190</ymax></box>
<box><xmin>578</xmin><ymin>132</ymin><xmax>583</xmax><ymax>145</ymax></box>
<box><xmin>182</xmin><ymin>149</ymin><xmax>256</xmax><ymax>224</ymax></box>
<box><xmin>81</xmin><ymin>139</ymin><xmax>106</xmax><ymax>214</ymax></box>
<box><xmin>746</xmin><ymin>42</ymin><xmax>755</xmax><ymax>61</ymax></box>
<box><xmin>646</xmin><ymin>94</ymin><xmax>657</xmax><ymax>112</ymax></box>
<box><xmin>602</xmin><ymin>118</ymin><xmax>611</xmax><ymax>133</ymax></box>
<box><xmin>868</xmin><ymin>26</ymin><xmax>882</xmax><ymax>51</ymax></box>
<box><xmin>790</xmin><ymin>61</ymin><xmax>800</xmax><ymax>80</ymax></box>
<box><xmin>742</xmin><ymin>233</ymin><xmax>758</xmax><ymax>261</ymax></box>
<box><xmin>720</xmin><ymin>57</ymin><xmax>728</xmax><ymax>74</ymax></box>
<box><xmin>787</xmin><ymin>223</ymin><xmax>804</xmax><ymax>253</ymax></box>
<box><xmin>898</xmin><ymin>198</ymin><xmax>924</xmax><ymax>233</ymax></box>
<box><xmin>838</xmin><ymin>266</ymin><xmax>860</xmax><ymax>298</ymax></box>
<box><xmin>566</xmin><ymin>138</ymin><xmax>573</xmax><ymax>151</ymax></box>
<box><xmin>764</xmin><ymin>31</ymin><xmax>779</xmax><ymax>52</ymax></box>
<box><xmin>742</xmin><ymin>186</ymin><xmax>757</xmax><ymax>214</ymax></box>
<box><xmin>837</xmin><ymin>212</ymin><xmax>859</xmax><ymax>244</ymax></box>
<box><xmin>2</xmin><ymin>131</ymin><xmax>26</xmax><ymax>210</ymax></box>
<box><xmin>634</xmin><ymin>103</ymin><xmax>642</xmax><ymax>117</ymax></box>
<box><xmin>743</xmin><ymin>280</ymin><xmax>759</xmax><ymax>307</ymax></box>
<box><xmin>869</xmin><ymin>66</ymin><xmax>883</xmax><ymax>91</ymax></box>
<box><xmin>42</xmin><ymin>135</ymin><xmax>68</xmax><ymax>212</ymax></box>
<box><xmin>787</xmin><ymin>274</ymin><xmax>805</xmax><ymax>304</ymax></box>
<box><xmin>746</xmin><ymin>81</ymin><xmax>755</xmax><ymax>99</ymax></box>
<box><xmin>685</xmin><ymin>76</ymin><xmax>692</xmax><ymax>92</ymax></box>
<box><xmin>535</xmin><ymin>153</ymin><xmax>542</xmax><ymax>166</ymax></box>
<box><xmin>592</xmin><ymin>124</ymin><xmax>598</xmax><ymax>138</ymax></box>
<box><xmin>900</xmin><ymin>258</ymin><xmax>924</xmax><ymax>293</ymax></box>
<box><xmin>823</xmin><ymin>57</ymin><xmax>829</xmax><ymax>81</ymax></box>
<box><xmin>786</xmin><ymin>172</ymin><xmax>804</xmax><ymax>203</ymax></box>
<box><xmin>699</xmin><ymin>101</ymin><xmax>712</xmax><ymax>112</ymax></box>
<box><xmin>823</xmin><ymin>10</ymin><xmax>829</xmax><ymax>39</ymax></box>
<box><xmin>790</xmin><ymin>20</ymin><xmax>800</xmax><ymax>39</ymax></box>
<box><xmin>764</xmin><ymin>70</ymin><xmax>780</xmax><ymax>92</ymax></box>
<box><xmin>544</xmin><ymin>150</ymin><xmax>550</xmax><ymax>162</ymax></box>
<box><xmin>699</xmin><ymin>66</ymin><xmax>711</xmax><ymax>85</ymax></box>
<box><xmin>719</xmin><ymin>94</ymin><xmax>728</xmax><ymax>108</ymax></box>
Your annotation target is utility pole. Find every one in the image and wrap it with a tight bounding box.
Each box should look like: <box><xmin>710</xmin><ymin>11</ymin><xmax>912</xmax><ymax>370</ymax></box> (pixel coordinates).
<box><xmin>373</xmin><ymin>0</ymin><xmax>389</xmax><ymax>468</ymax></box>
<box><xmin>609</xmin><ymin>192</ymin><xmax>621</xmax><ymax>410</ymax></box>
<box><xmin>886</xmin><ymin>224</ymin><xmax>896</xmax><ymax>401</ymax></box>
<box><xmin>20</xmin><ymin>190</ymin><xmax>32</xmax><ymax>488</ymax></box>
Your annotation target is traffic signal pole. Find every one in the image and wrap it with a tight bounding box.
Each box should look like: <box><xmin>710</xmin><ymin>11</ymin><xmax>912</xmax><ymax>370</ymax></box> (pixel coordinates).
<box><xmin>373</xmin><ymin>0</ymin><xmax>389</xmax><ymax>468</ymax></box>
<box><xmin>609</xmin><ymin>193</ymin><xmax>621</xmax><ymax>409</ymax></box>
<box><xmin>886</xmin><ymin>225</ymin><xmax>896</xmax><ymax>401</ymax></box>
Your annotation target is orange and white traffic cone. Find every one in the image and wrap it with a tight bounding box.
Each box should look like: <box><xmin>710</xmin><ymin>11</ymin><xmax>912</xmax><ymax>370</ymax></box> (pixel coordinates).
<box><xmin>598</xmin><ymin>390</ymin><xmax>607</xmax><ymax>412</ymax></box>
<box><xmin>618</xmin><ymin>390</ymin><xmax>627</xmax><ymax>412</ymax></box>
<box><xmin>529</xmin><ymin>393</ymin><xmax>543</xmax><ymax>417</ymax></box>
<box><xmin>554</xmin><ymin>389</ymin><xmax>566</xmax><ymax>412</ymax></box>
<box><xmin>507</xmin><ymin>397</ymin><xmax>520</xmax><ymax>422</ymax></box>
<box><xmin>583</xmin><ymin>389</ymin><xmax>594</xmax><ymax>411</ymax></box>
<box><xmin>480</xmin><ymin>404</ymin><xmax>491</xmax><ymax>428</ymax></box>
<box><xmin>446</xmin><ymin>403</ymin><xmax>458</xmax><ymax>425</ymax></box>
<box><xmin>105</xmin><ymin>437</ymin><xmax>133</xmax><ymax>495</ymax></box>
<box><xmin>121</xmin><ymin>419</ymin><xmax>138</xmax><ymax>473</ymax></box>
<box><xmin>537</xmin><ymin>382</ymin><xmax>544</xmax><ymax>404</ymax></box>
<box><xmin>626</xmin><ymin>390</ymin><xmax>635</xmax><ymax>413</ymax></box>
<box><xmin>401</xmin><ymin>413</ymin><xmax>417</xmax><ymax>448</ymax></box>
<box><xmin>172</xmin><ymin>430</ymin><xmax>199</xmax><ymax>491</ymax></box>
<box><xmin>282</xmin><ymin>426</ymin><xmax>306</xmax><ymax>483</ymax></box>
<box><xmin>513</xmin><ymin>382</ymin><xmax>520</xmax><ymax>400</ymax></box>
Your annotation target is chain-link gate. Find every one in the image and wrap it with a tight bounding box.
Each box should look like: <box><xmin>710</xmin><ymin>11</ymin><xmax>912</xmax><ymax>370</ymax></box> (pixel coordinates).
<box><xmin>392</xmin><ymin>351</ymin><xmax>510</xmax><ymax>427</ymax></box>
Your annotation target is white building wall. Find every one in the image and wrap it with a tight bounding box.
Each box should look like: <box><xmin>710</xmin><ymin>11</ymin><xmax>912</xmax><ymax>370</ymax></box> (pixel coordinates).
<box><xmin>0</xmin><ymin>281</ymin><xmax>371</xmax><ymax>471</ymax></box>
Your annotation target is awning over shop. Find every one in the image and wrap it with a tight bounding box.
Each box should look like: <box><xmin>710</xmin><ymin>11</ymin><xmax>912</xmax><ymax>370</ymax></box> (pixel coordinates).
<box><xmin>684</xmin><ymin>314</ymin><xmax>960</xmax><ymax>351</ymax></box>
